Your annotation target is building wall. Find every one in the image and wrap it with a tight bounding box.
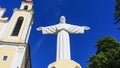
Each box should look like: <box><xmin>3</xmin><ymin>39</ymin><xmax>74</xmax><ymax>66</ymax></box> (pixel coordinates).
<box><xmin>0</xmin><ymin>44</ymin><xmax>31</xmax><ymax>68</ymax></box>
<box><xmin>0</xmin><ymin>45</ymin><xmax>17</xmax><ymax>68</ymax></box>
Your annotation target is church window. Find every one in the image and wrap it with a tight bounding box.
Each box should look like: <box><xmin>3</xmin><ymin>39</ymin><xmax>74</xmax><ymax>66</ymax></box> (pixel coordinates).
<box><xmin>3</xmin><ymin>56</ymin><xmax>8</xmax><ymax>61</ymax></box>
<box><xmin>11</xmin><ymin>17</ymin><xmax>24</xmax><ymax>36</ymax></box>
<box><xmin>24</xmin><ymin>5</ymin><xmax>28</xmax><ymax>10</ymax></box>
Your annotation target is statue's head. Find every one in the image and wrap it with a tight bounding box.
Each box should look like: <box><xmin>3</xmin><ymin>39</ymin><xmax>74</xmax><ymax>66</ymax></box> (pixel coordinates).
<box><xmin>60</xmin><ymin>16</ymin><xmax>66</xmax><ymax>24</ymax></box>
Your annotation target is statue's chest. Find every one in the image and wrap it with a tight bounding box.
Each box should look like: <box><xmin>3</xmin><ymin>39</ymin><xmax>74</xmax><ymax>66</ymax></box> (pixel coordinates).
<box><xmin>56</xmin><ymin>24</ymin><xmax>69</xmax><ymax>31</ymax></box>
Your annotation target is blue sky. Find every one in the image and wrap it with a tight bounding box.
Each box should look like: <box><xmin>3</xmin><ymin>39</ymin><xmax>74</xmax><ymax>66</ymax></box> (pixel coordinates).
<box><xmin>0</xmin><ymin>0</ymin><xmax>119</xmax><ymax>68</ymax></box>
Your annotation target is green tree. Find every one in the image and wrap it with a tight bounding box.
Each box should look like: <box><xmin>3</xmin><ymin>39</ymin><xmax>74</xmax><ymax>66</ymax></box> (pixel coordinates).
<box><xmin>87</xmin><ymin>36</ymin><xmax>120</xmax><ymax>68</ymax></box>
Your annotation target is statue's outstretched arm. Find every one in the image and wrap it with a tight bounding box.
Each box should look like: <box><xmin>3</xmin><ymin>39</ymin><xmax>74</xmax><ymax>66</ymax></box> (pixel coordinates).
<box><xmin>36</xmin><ymin>27</ymin><xmax>42</xmax><ymax>31</ymax></box>
<box><xmin>82</xmin><ymin>26</ymin><xmax>90</xmax><ymax>30</ymax></box>
<box><xmin>36</xmin><ymin>25</ymin><xmax>57</xmax><ymax>34</ymax></box>
<box><xmin>67</xmin><ymin>24</ymin><xmax>90</xmax><ymax>34</ymax></box>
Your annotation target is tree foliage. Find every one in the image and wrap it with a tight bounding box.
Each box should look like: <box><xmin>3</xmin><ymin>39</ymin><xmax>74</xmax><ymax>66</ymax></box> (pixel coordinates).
<box><xmin>87</xmin><ymin>36</ymin><xmax>120</xmax><ymax>68</ymax></box>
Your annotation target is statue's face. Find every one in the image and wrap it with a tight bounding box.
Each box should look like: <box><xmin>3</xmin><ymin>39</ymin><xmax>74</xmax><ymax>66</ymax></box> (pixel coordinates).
<box><xmin>60</xmin><ymin>16</ymin><xmax>66</xmax><ymax>23</ymax></box>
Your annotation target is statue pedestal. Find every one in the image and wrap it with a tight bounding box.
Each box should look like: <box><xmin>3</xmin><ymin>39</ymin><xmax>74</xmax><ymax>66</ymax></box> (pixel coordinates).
<box><xmin>48</xmin><ymin>60</ymin><xmax>82</xmax><ymax>68</ymax></box>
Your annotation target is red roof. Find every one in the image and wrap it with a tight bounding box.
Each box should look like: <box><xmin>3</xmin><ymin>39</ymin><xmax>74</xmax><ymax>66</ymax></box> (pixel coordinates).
<box><xmin>26</xmin><ymin>0</ymin><xmax>32</xmax><ymax>2</ymax></box>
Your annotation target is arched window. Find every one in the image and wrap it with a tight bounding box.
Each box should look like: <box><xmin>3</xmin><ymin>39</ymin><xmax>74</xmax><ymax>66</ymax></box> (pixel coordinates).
<box><xmin>11</xmin><ymin>17</ymin><xmax>24</xmax><ymax>36</ymax></box>
<box><xmin>24</xmin><ymin>5</ymin><xmax>28</xmax><ymax>10</ymax></box>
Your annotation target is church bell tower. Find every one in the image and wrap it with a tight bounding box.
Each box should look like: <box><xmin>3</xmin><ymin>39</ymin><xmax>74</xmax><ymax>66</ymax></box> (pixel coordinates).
<box><xmin>0</xmin><ymin>0</ymin><xmax>34</xmax><ymax>68</ymax></box>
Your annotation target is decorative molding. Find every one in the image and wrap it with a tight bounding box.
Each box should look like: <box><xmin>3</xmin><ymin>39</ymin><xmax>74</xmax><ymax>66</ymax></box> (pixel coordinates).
<box><xmin>0</xmin><ymin>17</ymin><xmax>9</xmax><ymax>22</ymax></box>
<box><xmin>13</xmin><ymin>8</ymin><xmax>34</xmax><ymax>13</ymax></box>
<box><xmin>0</xmin><ymin>42</ymin><xmax>28</xmax><ymax>46</ymax></box>
<box><xmin>0</xmin><ymin>7</ymin><xmax>9</xmax><ymax>22</ymax></box>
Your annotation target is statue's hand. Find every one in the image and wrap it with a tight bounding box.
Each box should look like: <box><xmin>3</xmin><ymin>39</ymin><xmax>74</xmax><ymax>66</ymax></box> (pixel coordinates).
<box><xmin>83</xmin><ymin>26</ymin><xmax>90</xmax><ymax>30</ymax></box>
<box><xmin>36</xmin><ymin>27</ymin><xmax>42</xmax><ymax>31</ymax></box>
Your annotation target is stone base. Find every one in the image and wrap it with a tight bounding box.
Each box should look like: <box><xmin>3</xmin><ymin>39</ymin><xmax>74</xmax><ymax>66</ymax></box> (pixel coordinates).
<box><xmin>48</xmin><ymin>60</ymin><xmax>82</xmax><ymax>68</ymax></box>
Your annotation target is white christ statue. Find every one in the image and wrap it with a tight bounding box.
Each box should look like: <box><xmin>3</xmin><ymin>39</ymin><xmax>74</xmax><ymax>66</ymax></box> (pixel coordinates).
<box><xmin>37</xmin><ymin>16</ymin><xmax>90</xmax><ymax>60</ymax></box>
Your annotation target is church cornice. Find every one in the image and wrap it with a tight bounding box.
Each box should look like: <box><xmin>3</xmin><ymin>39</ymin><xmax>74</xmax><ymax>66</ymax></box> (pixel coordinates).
<box><xmin>13</xmin><ymin>8</ymin><xmax>34</xmax><ymax>15</ymax></box>
<box><xmin>0</xmin><ymin>7</ymin><xmax>9</xmax><ymax>22</ymax></box>
<box><xmin>0</xmin><ymin>41</ymin><xmax>29</xmax><ymax>47</ymax></box>
<box><xmin>0</xmin><ymin>17</ymin><xmax>9</xmax><ymax>23</ymax></box>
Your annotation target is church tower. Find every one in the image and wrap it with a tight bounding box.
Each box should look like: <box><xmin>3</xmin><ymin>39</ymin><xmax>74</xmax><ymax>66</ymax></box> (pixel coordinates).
<box><xmin>0</xmin><ymin>0</ymin><xmax>34</xmax><ymax>68</ymax></box>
